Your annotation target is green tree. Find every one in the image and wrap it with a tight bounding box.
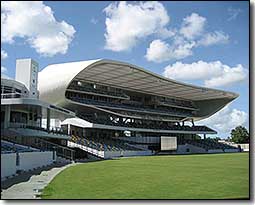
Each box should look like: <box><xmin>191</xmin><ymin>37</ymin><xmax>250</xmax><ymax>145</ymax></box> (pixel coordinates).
<box><xmin>230</xmin><ymin>126</ymin><xmax>249</xmax><ymax>143</ymax></box>
<box><xmin>214</xmin><ymin>137</ymin><xmax>221</xmax><ymax>141</ymax></box>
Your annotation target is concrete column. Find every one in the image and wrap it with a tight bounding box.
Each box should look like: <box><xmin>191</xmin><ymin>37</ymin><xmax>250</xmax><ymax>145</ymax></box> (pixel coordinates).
<box><xmin>82</xmin><ymin>127</ymin><xmax>85</xmax><ymax>137</ymax></box>
<box><xmin>46</xmin><ymin>108</ymin><xmax>50</xmax><ymax>131</ymax></box>
<box><xmin>191</xmin><ymin>119</ymin><xmax>194</xmax><ymax>126</ymax></box>
<box><xmin>68</xmin><ymin>124</ymin><xmax>71</xmax><ymax>135</ymax></box>
<box><xmin>39</xmin><ymin>117</ymin><xmax>42</xmax><ymax>127</ymax></box>
<box><xmin>4</xmin><ymin>105</ymin><xmax>11</xmax><ymax>128</ymax></box>
<box><xmin>203</xmin><ymin>134</ymin><xmax>206</xmax><ymax>139</ymax></box>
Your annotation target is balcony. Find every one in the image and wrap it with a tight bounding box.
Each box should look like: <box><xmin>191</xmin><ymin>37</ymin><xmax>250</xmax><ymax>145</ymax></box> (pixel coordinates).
<box><xmin>67</xmin><ymin>84</ymin><xmax>130</xmax><ymax>100</ymax></box>
<box><xmin>8</xmin><ymin>122</ymin><xmax>68</xmax><ymax>136</ymax></box>
<box><xmin>68</xmin><ymin>96</ymin><xmax>193</xmax><ymax>118</ymax></box>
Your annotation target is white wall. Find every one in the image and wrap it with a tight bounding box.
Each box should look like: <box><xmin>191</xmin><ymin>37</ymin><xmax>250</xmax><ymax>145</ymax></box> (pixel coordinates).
<box><xmin>1</xmin><ymin>153</ymin><xmax>17</xmax><ymax>179</ymax></box>
<box><xmin>18</xmin><ymin>151</ymin><xmax>54</xmax><ymax>171</ymax></box>
<box><xmin>104</xmin><ymin>150</ymin><xmax>152</xmax><ymax>159</ymax></box>
<box><xmin>1</xmin><ymin>151</ymin><xmax>55</xmax><ymax>179</ymax></box>
<box><xmin>238</xmin><ymin>144</ymin><xmax>249</xmax><ymax>151</ymax></box>
<box><xmin>104</xmin><ymin>151</ymin><xmax>122</xmax><ymax>159</ymax></box>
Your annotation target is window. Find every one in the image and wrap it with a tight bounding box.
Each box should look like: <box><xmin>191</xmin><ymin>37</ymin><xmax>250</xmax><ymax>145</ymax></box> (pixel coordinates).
<box><xmin>10</xmin><ymin>111</ymin><xmax>27</xmax><ymax>123</ymax></box>
<box><xmin>1</xmin><ymin>111</ymin><xmax>5</xmax><ymax>123</ymax></box>
<box><xmin>29</xmin><ymin>113</ymin><xmax>33</xmax><ymax>120</ymax></box>
<box><xmin>15</xmin><ymin>89</ymin><xmax>21</xmax><ymax>93</ymax></box>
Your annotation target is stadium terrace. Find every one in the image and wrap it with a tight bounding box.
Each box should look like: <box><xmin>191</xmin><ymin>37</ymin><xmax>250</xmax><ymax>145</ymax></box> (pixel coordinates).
<box><xmin>1</xmin><ymin>58</ymin><xmax>240</xmax><ymax>174</ymax></box>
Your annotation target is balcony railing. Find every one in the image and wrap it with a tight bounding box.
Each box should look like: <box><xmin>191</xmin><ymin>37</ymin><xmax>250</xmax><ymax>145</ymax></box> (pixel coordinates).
<box><xmin>157</xmin><ymin>99</ymin><xmax>197</xmax><ymax>110</ymax></box>
<box><xmin>8</xmin><ymin>123</ymin><xmax>68</xmax><ymax>136</ymax></box>
<box><xmin>1</xmin><ymin>93</ymin><xmax>26</xmax><ymax>99</ymax></box>
<box><xmin>67</xmin><ymin>85</ymin><xmax>130</xmax><ymax>99</ymax></box>
<box><xmin>68</xmin><ymin>96</ymin><xmax>193</xmax><ymax>117</ymax></box>
<box><xmin>2</xmin><ymin>135</ymin><xmax>75</xmax><ymax>160</ymax></box>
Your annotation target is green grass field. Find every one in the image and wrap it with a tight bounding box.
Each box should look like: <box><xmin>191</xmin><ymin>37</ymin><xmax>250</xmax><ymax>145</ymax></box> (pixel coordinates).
<box><xmin>42</xmin><ymin>153</ymin><xmax>249</xmax><ymax>199</ymax></box>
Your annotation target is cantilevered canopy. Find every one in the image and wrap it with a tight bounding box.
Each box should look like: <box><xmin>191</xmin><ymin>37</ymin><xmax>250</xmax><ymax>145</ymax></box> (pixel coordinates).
<box><xmin>38</xmin><ymin>59</ymin><xmax>238</xmax><ymax>120</ymax></box>
<box><xmin>74</xmin><ymin>60</ymin><xmax>238</xmax><ymax>101</ymax></box>
<box><xmin>39</xmin><ymin>59</ymin><xmax>237</xmax><ymax>102</ymax></box>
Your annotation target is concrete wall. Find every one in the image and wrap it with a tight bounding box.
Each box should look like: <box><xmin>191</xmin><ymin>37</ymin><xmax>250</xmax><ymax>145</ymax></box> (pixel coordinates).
<box><xmin>104</xmin><ymin>150</ymin><xmax>152</xmax><ymax>159</ymax></box>
<box><xmin>224</xmin><ymin>149</ymin><xmax>239</xmax><ymax>153</ymax></box>
<box><xmin>123</xmin><ymin>150</ymin><xmax>152</xmax><ymax>157</ymax></box>
<box><xmin>176</xmin><ymin>144</ymin><xmax>206</xmax><ymax>154</ymax></box>
<box><xmin>208</xmin><ymin>149</ymin><xmax>224</xmax><ymax>153</ymax></box>
<box><xmin>1</xmin><ymin>153</ymin><xmax>17</xmax><ymax>179</ymax></box>
<box><xmin>1</xmin><ymin>151</ymin><xmax>55</xmax><ymax>179</ymax></box>
<box><xmin>18</xmin><ymin>151</ymin><xmax>54</xmax><ymax>171</ymax></box>
<box><xmin>238</xmin><ymin>144</ymin><xmax>249</xmax><ymax>151</ymax></box>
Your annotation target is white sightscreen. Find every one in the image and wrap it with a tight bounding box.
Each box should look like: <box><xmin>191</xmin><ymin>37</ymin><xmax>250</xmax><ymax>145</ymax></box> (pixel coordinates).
<box><xmin>161</xmin><ymin>136</ymin><xmax>177</xmax><ymax>151</ymax></box>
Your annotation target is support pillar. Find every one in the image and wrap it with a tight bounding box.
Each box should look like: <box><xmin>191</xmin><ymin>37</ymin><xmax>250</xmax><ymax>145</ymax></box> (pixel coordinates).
<box><xmin>68</xmin><ymin>124</ymin><xmax>71</xmax><ymax>135</ymax></box>
<box><xmin>4</xmin><ymin>105</ymin><xmax>11</xmax><ymax>128</ymax></box>
<box><xmin>191</xmin><ymin>119</ymin><xmax>194</xmax><ymax>126</ymax></box>
<box><xmin>46</xmin><ymin>108</ymin><xmax>50</xmax><ymax>132</ymax></box>
<box><xmin>203</xmin><ymin>134</ymin><xmax>206</xmax><ymax>139</ymax></box>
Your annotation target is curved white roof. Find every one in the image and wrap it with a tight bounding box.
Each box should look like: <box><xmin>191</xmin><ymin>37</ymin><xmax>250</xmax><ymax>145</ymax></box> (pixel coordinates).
<box><xmin>38</xmin><ymin>59</ymin><xmax>101</xmax><ymax>105</ymax></box>
<box><xmin>38</xmin><ymin>59</ymin><xmax>238</xmax><ymax>120</ymax></box>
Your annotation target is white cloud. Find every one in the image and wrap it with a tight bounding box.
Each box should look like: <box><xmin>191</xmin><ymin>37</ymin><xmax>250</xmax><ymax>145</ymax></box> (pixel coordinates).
<box><xmin>1</xmin><ymin>50</ymin><xmax>8</xmax><ymax>74</ymax></box>
<box><xmin>145</xmin><ymin>13</ymin><xmax>229</xmax><ymax>63</ymax></box>
<box><xmin>163</xmin><ymin>60</ymin><xmax>247</xmax><ymax>88</ymax></box>
<box><xmin>197</xmin><ymin>105</ymin><xmax>248</xmax><ymax>135</ymax></box>
<box><xmin>1</xmin><ymin>66</ymin><xmax>7</xmax><ymax>73</ymax></box>
<box><xmin>145</xmin><ymin>40</ymin><xmax>172</xmax><ymax>63</ymax></box>
<box><xmin>103</xmin><ymin>1</ymin><xmax>169</xmax><ymax>51</ymax></box>
<box><xmin>179</xmin><ymin>13</ymin><xmax>206</xmax><ymax>40</ymax></box>
<box><xmin>227</xmin><ymin>7</ymin><xmax>242</xmax><ymax>21</ymax></box>
<box><xmin>197</xmin><ymin>31</ymin><xmax>229</xmax><ymax>46</ymax></box>
<box><xmin>163</xmin><ymin>60</ymin><xmax>222</xmax><ymax>81</ymax></box>
<box><xmin>1</xmin><ymin>1</ymin><xmax>76</xmax><ymax>56</ymax></box>
<box><xmin>145</xmin><ymin>39</ymin><xmax>195</xmax><ymax>63</ymax></box>
<box><xmin>1</xmin><ymin>49</ymin><xmax>8</xmax><ymax>59</ymax></box>
<box><xmin>157</xmin><ymin>28</ymin><xmax>176</xmax><ymax>39</ymax></box>
<box><xmin>204</xmin><ymin>64</ymin><xmax>247</xmax><ymax>87</ymax></box>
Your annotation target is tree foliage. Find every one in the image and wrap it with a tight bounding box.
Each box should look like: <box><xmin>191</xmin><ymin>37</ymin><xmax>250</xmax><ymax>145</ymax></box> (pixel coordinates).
<box><xmin>230</xmin><ymin>126</ymin><xmax>249</xmax><ymax>143</ymax></box>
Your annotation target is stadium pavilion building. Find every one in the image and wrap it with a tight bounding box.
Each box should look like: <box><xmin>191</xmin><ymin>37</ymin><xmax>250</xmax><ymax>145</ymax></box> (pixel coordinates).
<box><xmin>37</xmin><ymin>59</ymin><xmax>239</xmax><ymax>158</ymax></box>
<box><xmin>1</xmin><ymin>59</ymin><xmax>76</xmax><ymax>180</ymax></box>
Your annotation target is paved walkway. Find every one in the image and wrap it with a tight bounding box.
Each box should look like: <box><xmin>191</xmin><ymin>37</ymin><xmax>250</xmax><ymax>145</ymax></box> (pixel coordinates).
<box><xmin>1</xmin><ymin>162</ymin><xmax>78</xmax><ymax>199</ymax></box>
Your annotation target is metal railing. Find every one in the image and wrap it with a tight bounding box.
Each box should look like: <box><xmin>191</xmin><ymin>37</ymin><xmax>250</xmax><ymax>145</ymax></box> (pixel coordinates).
<box><xmin>67</xmin><ymin>84</ymin><xmax>130</xmax><ymax>99</ymax></box>
<box><xmin>8</xmin><ymin>123</ymin><xmax>68</xmax><ymax>136</ymax></box>
<box><xmin>68</xmin><ymin>141</ymin><xmax>104</xmax><ymax>158</ymax></box>
<box><xmin>2</xmin><ymin>135</ymin><xmax>75</xmax><ymax>160</ymax></box>
<box><xmin>1</xmin><ymin>93</ymin><xmax>27</xmax><ymax>99</ymax></box>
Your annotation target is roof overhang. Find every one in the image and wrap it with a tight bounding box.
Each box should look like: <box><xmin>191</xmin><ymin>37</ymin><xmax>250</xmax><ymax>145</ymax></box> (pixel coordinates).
<box><xmin>73</xmin><ymin>59</ymin><xmax>238</xmax><ymax>101</ymax></box>
<box><xmin>1</xmin><ymin>98</ymin><xmax>75</xmax><ymax>119</ymax></box>
<box><xmin>38</xmin><ymin>59</ymin><xmax>238</xmax><ymax>121</ymax></box>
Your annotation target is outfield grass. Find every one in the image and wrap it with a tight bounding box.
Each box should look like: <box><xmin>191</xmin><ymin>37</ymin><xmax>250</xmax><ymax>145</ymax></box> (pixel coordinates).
<box><xmin>42</xmin><ymin>153</ymin><xmax>249</xmax><ymax>199</ymax></box>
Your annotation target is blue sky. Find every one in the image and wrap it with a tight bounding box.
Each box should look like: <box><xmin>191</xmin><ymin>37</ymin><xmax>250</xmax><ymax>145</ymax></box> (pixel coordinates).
<box><xmin>1</xmin><ymin>1</ymin><xmax>249</xmax><ymax>138</ymax></box>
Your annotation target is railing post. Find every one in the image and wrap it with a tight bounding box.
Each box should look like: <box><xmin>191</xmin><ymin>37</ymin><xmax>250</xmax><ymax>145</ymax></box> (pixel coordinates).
<box><xmin>71</xmin><ymin>150</ymin><xmax>74</xmax><ymax>161</ymax></box>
